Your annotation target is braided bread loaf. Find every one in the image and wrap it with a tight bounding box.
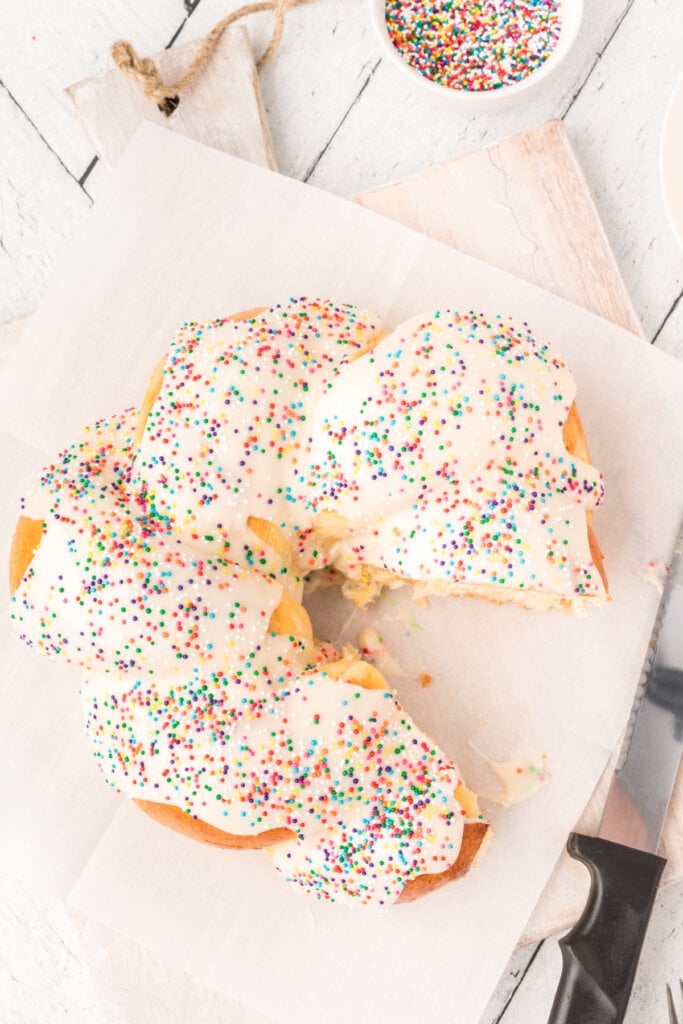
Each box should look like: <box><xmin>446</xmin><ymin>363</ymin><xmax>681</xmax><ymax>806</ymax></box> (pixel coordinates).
<box><xmin>10</xmin><ymin>297</ymin><xmax>607</xmax><ymax>905</ymax></box>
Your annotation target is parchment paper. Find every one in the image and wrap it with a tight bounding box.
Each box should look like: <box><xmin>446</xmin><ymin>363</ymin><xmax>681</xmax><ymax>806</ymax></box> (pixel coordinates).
<box><xmin>2</xmin><ymin>124</ymin><xmax>683</xmax><ymax>1024</ymax></box>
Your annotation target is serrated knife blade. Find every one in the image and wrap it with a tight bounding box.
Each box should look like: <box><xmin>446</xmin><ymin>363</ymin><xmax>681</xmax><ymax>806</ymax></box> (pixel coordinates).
<box><xmin>599</xmin><ymin>545</ymin><xmax>683</xmax><ymax>853</ymax></box>
<box><xmin>548</xmin><ymin>531</ymin><xmax>683</xmax><ymax>1024</ymax></box>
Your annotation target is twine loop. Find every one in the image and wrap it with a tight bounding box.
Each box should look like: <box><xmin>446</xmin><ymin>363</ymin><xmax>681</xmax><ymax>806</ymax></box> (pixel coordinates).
<box><xmin>112</xmin><ymin>0</ymin><xmax>311</xmax><ymax>115</ymax></box>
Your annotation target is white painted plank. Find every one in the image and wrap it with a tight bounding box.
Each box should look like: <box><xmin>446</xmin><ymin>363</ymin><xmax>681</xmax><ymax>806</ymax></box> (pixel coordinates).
<box><xmin>0</xmin><ymin>0</ymin><xmax>188</xmax><ymax>178</ymax></box>
<box><xmin>302</xmin><ymin>0</ymin><xmax>682</xmax><ymax>339</ymax></box>
<box><xmin>0</xmin><ymin>874</ymin><xmax>107</xmax><ymax>1024</ymax></box>
<box><xmin>487</xmin><ymin>935</ymin><xmax>569</xmax><ymax>1023</ymax></box>
<box><xmin>0</xmin><ymin>872</ymin><xmax>270</xmax><ymax>1024</ymax></box>
<box><xmin>565</xmin><ymin>0</ymin><xmax>683</xmax><ymax>340</ymax></box>
<box><xmin>176</xmin><ymin>0</ymin><xmax>379</xmax><ymax>180</ymax></box>
<box><xmin>303</xmin><ymin>0</ymin><xmax>634</xmax><ymax>194</ymax></box>
<box><xmin>655</xmin><ymin>290</ymin><xmax>683</xmax><ymax>359</ymax></box>
<box><xmin>621</xmin><ymin>880</ymin><xmax>683</xmax><ymax>1024</ymax></box>
<box><xmin>0</xmin><ymin>86</ymin><xmax>91</xmax><ymax>321</ymax></box>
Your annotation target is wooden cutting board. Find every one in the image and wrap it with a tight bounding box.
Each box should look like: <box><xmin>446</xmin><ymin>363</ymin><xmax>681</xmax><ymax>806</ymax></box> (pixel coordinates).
<box><xmin>3</xmin><ymin>41</ymin><xmax>680</xmax><ymax>945</ymax></box>
<box><xmin>355</xmin><ymin>121</ymin><xmax>643</xmax><ymax>338</ymax></box>
<box><xmin>65</xmin><ymin>27</ymin><xmax>276</xmax><ymax>172</ymax></box>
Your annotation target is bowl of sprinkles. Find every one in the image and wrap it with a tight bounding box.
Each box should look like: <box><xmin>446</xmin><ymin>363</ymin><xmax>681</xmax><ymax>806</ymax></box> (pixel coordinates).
<box><xmin>371</xmin><ymin>0</ymin><xmax>582</xmax><ymax>110</ymax></box>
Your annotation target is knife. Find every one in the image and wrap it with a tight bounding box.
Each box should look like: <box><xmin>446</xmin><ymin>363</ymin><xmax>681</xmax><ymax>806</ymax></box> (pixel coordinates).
<box><xmin>548</xmin><ymin>535</ymin><xmax>683</xmax><ymax>1024</ymax></box>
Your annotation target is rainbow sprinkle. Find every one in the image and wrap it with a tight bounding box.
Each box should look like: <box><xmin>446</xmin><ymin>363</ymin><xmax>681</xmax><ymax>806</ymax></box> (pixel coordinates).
<box><xmin>10</xmin><ymin>297</ymin><xmax>606</xmax><ymax>906</ymax></box>
<box><xmin>385</xmin><ymin>0</ymin><xmax>562</xmax><ymax>92</ymax></box>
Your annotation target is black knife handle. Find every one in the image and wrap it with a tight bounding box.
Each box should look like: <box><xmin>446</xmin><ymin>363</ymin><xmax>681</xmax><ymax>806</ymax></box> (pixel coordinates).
<box><xmin>547</xmin><ymin>833</ymin><xmax>666</xmax><ymax>1024</ymax></box>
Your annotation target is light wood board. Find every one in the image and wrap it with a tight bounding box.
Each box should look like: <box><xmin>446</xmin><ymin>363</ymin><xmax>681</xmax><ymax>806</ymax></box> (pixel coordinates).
<box><xmin>356</xmin><ymin>120</ymin><xmax>643</xmax><ymax>338</ymax></box>
<box><xmin>66</xmin><ymin>27</ymin><xmax>276</xmax><ymax>171</ymax></box>
<box><xmin>355</xmin><ymin>119</ymin><xmax>683</xmax><ymax>944</ymax></box>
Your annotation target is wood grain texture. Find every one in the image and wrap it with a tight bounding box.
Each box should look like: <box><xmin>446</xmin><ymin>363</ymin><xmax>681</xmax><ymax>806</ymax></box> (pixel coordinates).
<box><xmin>355</xmin><ymin>120</ymin><xmax>643</xmax><ymax>337</ymax></box>
<box><xmin>176</xmin><ymin>0</ymin><xmax>381</xmax><ymax>182</ymax></box>
<box><xmin>0</xmin><ymin>0</ymin><xmax>187</xmax><ymax>177</ymax></box>
<box><xmin>66</xmin><ymin>27</ymin><xmax>277</xmax><ymax>171</ymax></box>
<box><xmin>0</xmin><ymin>874</ymin><xmax>108</xmax><ymax>1024</ymax></box>
<box><xmin>0</xmin><ymin>871</ymin><xmax>268</xmax><ymax>1024</ymax></box>
<box><xmin>301</xmin><ymin>0</ymin><xmax>683</xmax><ymax>344</ymax></box>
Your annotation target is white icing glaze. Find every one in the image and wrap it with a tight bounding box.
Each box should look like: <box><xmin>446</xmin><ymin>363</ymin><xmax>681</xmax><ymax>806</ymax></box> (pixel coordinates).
<box><xmin>82</xmin><ymin>669</ymin><xmax>466</xmax><ymax>905</ymax></box>
<box><xmin>12</xmin><ymin>409</ymin><xmax>309</xmax><ymax>682</ymax></box>
<box><xmin>11</xmin><ymin>296</ymin><xmax>606</xmax><ymax>905</ymax></box>
<box><xmin>472</xmin><ymin>747</ymin><xmax>549</xmax><ymax>807</ymax></box>
<box><xmin>132</xmin><ymin>300</ymin><xmax>382</xmax><ymax>569</ymax></box>
<box><xmin>12</xmin><ymin>398</ymin><xmax>471</xmax><ymax>905</ymax></box>
<box><xmin>133</xmin><ymin>300</ymin><xmax>605</xmax><ymax>602</ymax></box>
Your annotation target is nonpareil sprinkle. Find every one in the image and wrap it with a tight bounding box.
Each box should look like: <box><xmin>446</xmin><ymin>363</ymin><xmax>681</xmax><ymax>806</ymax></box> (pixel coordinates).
<box><xmin>385</xmin><ymin>0</ymin><xmax>562</xmax><ymax>92</ymax></box>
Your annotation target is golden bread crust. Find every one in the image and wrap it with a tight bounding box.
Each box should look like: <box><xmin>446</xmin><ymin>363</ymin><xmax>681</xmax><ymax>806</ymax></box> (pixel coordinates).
<box><xmin>562</xmin><ymin>404</ymin><xmax>608</xmax><ymax>594</ymax></box>
<box><xmin>9</xmin><ymin>516</ymin><xmax>43</xmax><ymax>596</ymax></box>
<box><xmin>130</xmin><ymin>656</ymin><xmax>487</xmax><ymax>900</ymax></box>
<box><xmin>133</xmin><ymin>802</ymin><xmax>490</xmax><ymax>904</ymax></box>
<box><xmin>9</xmin><ymin>305</ymin><xmax>604</xmax><ymax>903</ymax></box>
<box><xmin>397</xmin><ymin>821</ymin><xmax>490</xmax><ymax>903</ymax></box>
<box><xmin>133</xmin><ymin>798</ymin><xmax>295</xmax><ymax>849</ymax></box>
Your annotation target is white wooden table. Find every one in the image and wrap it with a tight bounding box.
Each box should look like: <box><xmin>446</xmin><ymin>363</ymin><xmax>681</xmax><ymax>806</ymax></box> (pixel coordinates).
<box><xmin>1</xmin><ymin>2</ymin><xmax>683</xmax><ymax>1022</ymax></box>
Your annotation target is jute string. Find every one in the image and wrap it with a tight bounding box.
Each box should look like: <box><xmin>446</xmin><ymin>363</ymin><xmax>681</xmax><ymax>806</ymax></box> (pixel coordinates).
<box><xmin>111</xmin><ymin>0</ymin><xmax>312</xmax><ymax>115</ymax></box>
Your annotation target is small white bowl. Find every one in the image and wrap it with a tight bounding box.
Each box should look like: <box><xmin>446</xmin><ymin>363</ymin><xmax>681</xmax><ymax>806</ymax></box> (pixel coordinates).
<box><xmin>369</xmin><ymin>0</ymin><xmax>583</xmax><ymax>111</ymax></box>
